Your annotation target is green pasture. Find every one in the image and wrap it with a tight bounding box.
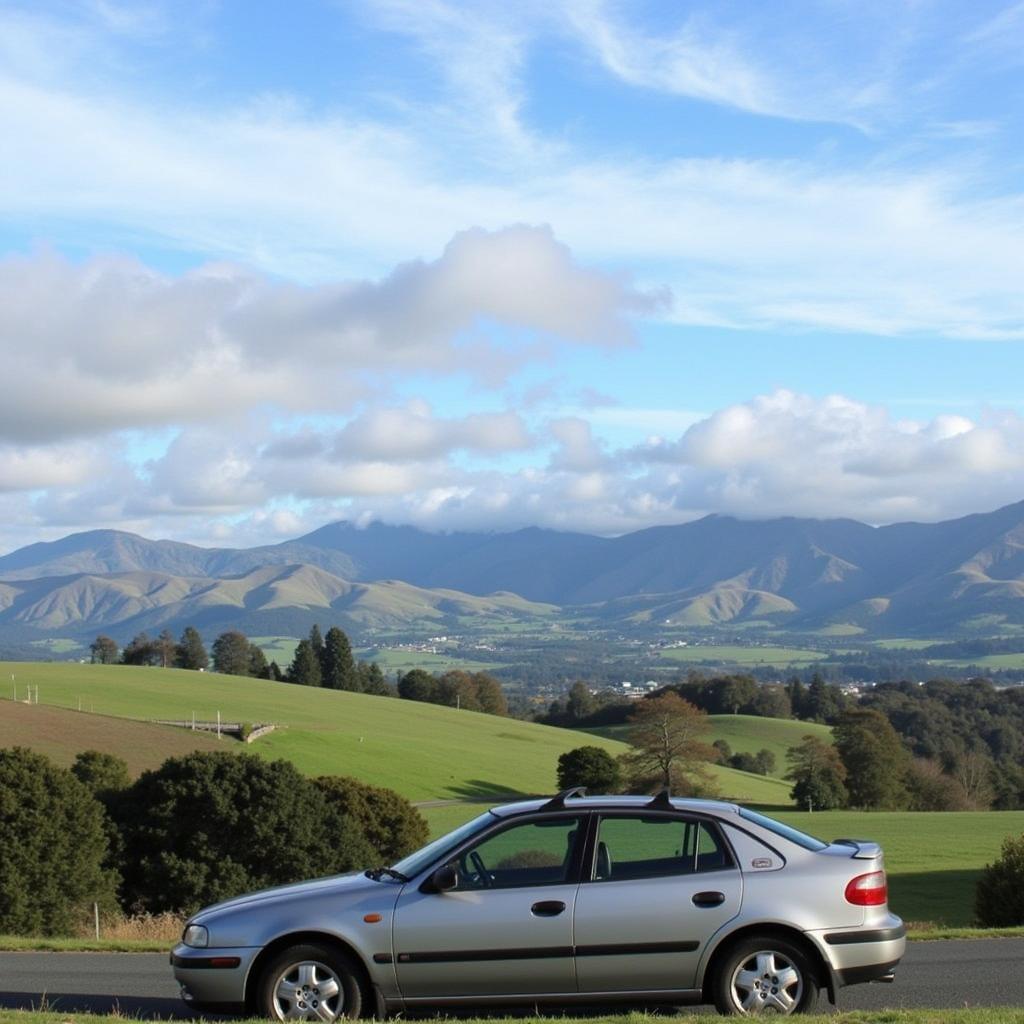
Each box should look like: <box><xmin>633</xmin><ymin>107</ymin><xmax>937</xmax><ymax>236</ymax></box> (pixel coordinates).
<box><xmin>0</xmin><ymin>662</ymin><xmax>616</xmax><ymax>802</ymax></box>
<box><xmin>873</xmin><ymin>638</ymin><xmax>939</xmax><ymax>650</ymax></box>
<box><xmin>656</xmin><ymin>644</ymin><xmax>826</xmax><ymax>667</ymax></box>
<box><xmin>250</xmin><ymin>636</ymin><xmax>300</xmax><ymax>666</ymax></box>
<box><xmin>27</xmin><ymin>638</ymin><xmax>83</xmax><ymax>654</ymax></box>
<box><xmin>582</xmin><ymin>714</ymin><xmax>832</xmax><ymax>782</ymax></box>
<box><xmin>356</xmin><ymin>647</ymin><xmax>504</xmax><ymax>673</ymax></box>
<box><xmin>936</xmin><ymin>653</ymin><xmax>1024</xmax><ymax>670</ymax></box>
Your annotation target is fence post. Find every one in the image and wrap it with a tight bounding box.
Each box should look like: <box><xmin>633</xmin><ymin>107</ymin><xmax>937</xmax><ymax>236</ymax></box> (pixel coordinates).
<box><xmin>94</xmin><ymin>902</ymin><xmax>100</xmax><ymax>940</ymax></box>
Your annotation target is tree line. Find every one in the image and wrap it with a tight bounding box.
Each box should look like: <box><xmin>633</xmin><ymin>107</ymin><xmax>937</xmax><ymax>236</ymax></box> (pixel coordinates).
<box><xmin>0</xmin><ymin>746</ymin><xmax>427</xmax><ymax>936</ymax></box>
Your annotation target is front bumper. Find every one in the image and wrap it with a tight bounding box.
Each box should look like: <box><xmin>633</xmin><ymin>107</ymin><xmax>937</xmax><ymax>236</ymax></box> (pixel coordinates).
<box><xmin>170</xmin><ymin>942</ymin><xmax>261</xmax><ymax>1013</ymax></box>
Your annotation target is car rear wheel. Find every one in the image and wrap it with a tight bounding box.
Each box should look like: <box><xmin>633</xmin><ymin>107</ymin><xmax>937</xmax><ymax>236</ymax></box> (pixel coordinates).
<box><xmin>258</xmin><ymin>942</ymin><xmax>365</xmax><ymax>1021</ymax></box>
<box><xmin>712</xmin><ymin>936</ymin><xmax>818</xmax><ymax>1016</ymax></box>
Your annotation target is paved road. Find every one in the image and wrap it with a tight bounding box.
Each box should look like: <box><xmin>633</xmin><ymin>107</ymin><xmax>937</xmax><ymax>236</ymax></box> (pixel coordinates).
<box><xmin>0</xmin><ymin>940</ymin><xmax>1021</xmax><ymax>1018</ymax></box>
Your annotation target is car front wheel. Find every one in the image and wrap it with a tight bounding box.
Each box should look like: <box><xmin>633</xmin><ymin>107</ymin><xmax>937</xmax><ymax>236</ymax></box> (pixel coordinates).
<box><xmin>712</xmin><ymin>936</ymin><xmax>819</xmax><ymax>1016</ymax></box>
<box><xmin>258</xmin><ymin>942</ymin><xmax>365</xmax><ymax>1021</ymax></box>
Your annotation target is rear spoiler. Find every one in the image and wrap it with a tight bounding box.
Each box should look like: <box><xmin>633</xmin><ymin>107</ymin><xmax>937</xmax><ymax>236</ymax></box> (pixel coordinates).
<box><xmin>831</xmin><ymin>838</ymin><xmax>882</xmax><ymax>859</ymax></box>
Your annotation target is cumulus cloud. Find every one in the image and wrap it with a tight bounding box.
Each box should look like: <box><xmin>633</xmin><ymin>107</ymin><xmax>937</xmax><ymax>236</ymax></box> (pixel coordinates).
<box><xmin>0</xmin><ymin>227</ymin><xmax>652</xmax><ymax>443</ymax></box>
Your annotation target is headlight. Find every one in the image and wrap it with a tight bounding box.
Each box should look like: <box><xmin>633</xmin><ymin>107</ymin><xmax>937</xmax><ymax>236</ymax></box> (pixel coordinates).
<box><xmin>183</xmin><ymin>924</ymin><xmax>209</xmax><ymax>948</ymax></box>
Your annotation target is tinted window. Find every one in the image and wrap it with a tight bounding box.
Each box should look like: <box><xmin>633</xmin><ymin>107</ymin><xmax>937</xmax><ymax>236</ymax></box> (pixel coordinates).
<box><xmin>738</xmin><ymin>808</ymin><xmax>828</xmax><ymax>852</ymax></box>
<box><xmin>592</xmin><ymin>815</ymin><xmax>733</xmax><ymax>881</ymax></box>
<box><xmin>391</xmin><ymin>812</ymin><xmax>494</xmax><ymax>878</ymax></box>
<box><xmin>454</xmin><ymin>817</ymin><xmax>581</xmax><ymax>890</ymax></box>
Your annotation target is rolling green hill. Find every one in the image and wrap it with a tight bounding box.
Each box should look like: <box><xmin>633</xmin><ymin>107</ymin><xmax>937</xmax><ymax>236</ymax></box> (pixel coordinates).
<box><xmin>1</xmin><ymin>662</ymin><xmax>791</xmax><ymax>806</ymax></box>
<box><xmin>582</xmin><ymin>713</ymin><xmax>832</xmax><ymax>782</ymax></box>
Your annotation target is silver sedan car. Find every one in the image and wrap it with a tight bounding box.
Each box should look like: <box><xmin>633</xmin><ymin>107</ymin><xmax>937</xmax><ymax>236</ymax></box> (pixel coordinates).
<box><xmin>171</xmin><ymin>790</ymin><xmax>905</xmax><ymax>1018</ymax></box>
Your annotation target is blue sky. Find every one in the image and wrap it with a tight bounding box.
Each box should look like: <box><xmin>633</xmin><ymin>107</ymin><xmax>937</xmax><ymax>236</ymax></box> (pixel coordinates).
<box><xmin>1</xmin><ymin>0</ymin><xmax>1024</xmax><ymax>549</ymax></box>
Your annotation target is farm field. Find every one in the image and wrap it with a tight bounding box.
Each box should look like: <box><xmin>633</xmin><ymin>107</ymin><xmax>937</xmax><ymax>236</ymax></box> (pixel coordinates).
<box><xmin>655</xmin><ymin>644</ymin><xmax>826</xmax><ymax>667</ymax></box>
<box><xmin>0</xmin><ymin>700</ymin><xmax>225</xmax><ymax>774</ymax></box>
<box><xmin>420</xmin><ymin>803</ymin><xmax>1024</xmax><ymax>928</ymax></box>
<box><xmin>356</xmin><ymin>647</ymin><xmax>505</xmax><ymax>673</ymax></box>
<box><xmin>250</xmin><ymin>636</ymin><xmax>300</xmax><ymax>665</ymax></box>
<box><xmin>935</xmin><ymin>653</ymin><xmax>1024</xmax><ymax>670</ymax></box>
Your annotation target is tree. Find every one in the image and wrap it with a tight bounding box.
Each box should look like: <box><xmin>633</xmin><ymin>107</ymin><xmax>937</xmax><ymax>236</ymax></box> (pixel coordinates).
<box><xmin>397</xmin><ymin>669</ymin><xmax>436</xmax><ymax>703</ymax></box>
<box><xmin>0</xmin><ymin>748</ymin><xmax>117</xmax><ymax>934</ymax></box>
<box><xmin>288</xmin><ymin>638</ymin><xmax>322</xmax><ymax>686</ymax></box>
<box><xmin>905</xmin><ymin>759</ymin><xmax>971</xmax><ymax>811</ymax></box>
<box><xmin>833</xmin><ymin>708</ymin><xmax>910</xmax><ymax>809</ymax></box>
<box><xmin>951</xmin><ymin>750</ymin><xmax>994</xmax><ymax>810</ymax></box>
<box><xmin>314</xmin><ymin>776</ymin><xmax>428</xmax><ymax>864</ymax></box>
<box><xmin>175</xmin><ymin>627</ymin><xmax>209</xmax><ymax>671</ymax></box>
<box><xmin>712</xmin><ymin>739</ymin><xmax>733</xmax><ymax>764</ymax></box>
<box><xmin>556</xmin><ymin>746</ymin><xmax>622</xmax><ymax>793</ymax></box>
<box><xmin>114</xmin><ymin>751</ymin><xmax>375</xmax><ymax>914</ymax></box>
<box><xmin>975</xmin><ymin>833</ymin><xmax>1024</xmax><ymax>926</ymax></box>
<box><xmin>212</xmin><ymin>631</ymin><xmax>253</xmax><ymax>676</ymax></box>
<box><xmin>267</xmin><ymin>660</ymin><xmax>284</xmax><ymax>682</ymax></box>
<box><xmin>620</xmin><ymin>692</ymin><xmax>718</xmax><ymax>796</ymax></box>
<box><xmin>309</xmin><ymin>624</ymin><xmax>325</xmax><ymax>665</ymax></box>
<box><xmin>121</xmin><ymin>632</ymin><xmax>157</xmax><ymax>666</ymax></box>
<box><xmin>804</xmin><ymin>673</ymin><xmax>847</xmax><ymax>724</ymax></box>
<box><xmin>566</xmin><ymin>681</ymin><xmax>596</xmax><ymax>720</ymax></box>
<box><xmin>152</xmin><ymin>628</ymin><xmax>176</xmax><ymax>668</ymax></box>
<box><xmin>750</xmin><ymin>685</ymin><xmax>792</xmax><ymax>719</ymax></box>
<box><xmin>89</xmin><ymin>635</ymin><xmax>119</xmax><ymax>665</ymax></box>
<box><xmin>355</xmin><ymin>661</ymin><xmax>392</xmax><ymax>696</ymax></box>
<box><xmin>71</xmin><ymin>750</ymin><xmax>130</xmax><ymax>801</ymax></box>
<box><xmin>717</xmin><ymin>675</ymin><xmax>758</xmax><ymax>715</ymax></box>
<box><xmin>785</xmin><ymin>736</ymin><xmax>848</xmax><ymax>810</ymax></box>
<box><xmin>321</xmin><ymin>627</ymin><xmax>356</xmax><ymax>691</ymax></box>
<box><xmin>471</xmin><ymin>673</ymin><xmax>508</xmax><ymax>716</ymax></box>
<box><xmin>248</xmin><ymin>643</ymin><xmax>270</xmax><ymax>679</ymax></box>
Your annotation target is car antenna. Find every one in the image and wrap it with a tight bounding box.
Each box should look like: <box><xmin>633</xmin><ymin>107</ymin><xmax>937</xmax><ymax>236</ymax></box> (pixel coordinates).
<box><xmin>645</xmin><ymin>787</ymin><xmax>673</xmax><ymax>810</ymax></box>
<box><xmin>540</xmin><ymin>786</ymin><xmax>587</xmax><ymax>811</ymax></box>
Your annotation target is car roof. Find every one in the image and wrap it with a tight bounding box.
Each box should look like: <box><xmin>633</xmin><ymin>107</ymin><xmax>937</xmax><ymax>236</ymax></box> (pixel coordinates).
<box><xmin>491</xmin><ymin>795</ymin><xmax>742</xmax><ymax>818</ymax></box>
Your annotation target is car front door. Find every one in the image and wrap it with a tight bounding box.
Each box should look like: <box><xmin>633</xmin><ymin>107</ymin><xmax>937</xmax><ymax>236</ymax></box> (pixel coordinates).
<box><xmin>573</xmin><ymin>812</ymin><xmax>742</xmax><ymax>993</ymax></box>
<box><xmin>392</xmin><ymin>814</ymin><xmax>584</xmax><ymax>998</ymax></box>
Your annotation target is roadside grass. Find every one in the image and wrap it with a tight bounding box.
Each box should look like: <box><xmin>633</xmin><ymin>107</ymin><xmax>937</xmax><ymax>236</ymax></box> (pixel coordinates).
<box><xmin>3</xmin><ymin>1009</ymin><xmax>1024</xmax><ymax>1024</ymax></box>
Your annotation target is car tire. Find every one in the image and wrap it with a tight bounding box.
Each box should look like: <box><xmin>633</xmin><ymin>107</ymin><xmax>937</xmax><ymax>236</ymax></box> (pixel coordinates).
<box><xmin>712</xmin><ymin>935</ymin><xmax>819</xmax><ymax>1016</ymax></box>
<box><xmin>258</xmin><ymin>942</ymin><xmax>366</xmax><ymax>1021</ymax></box>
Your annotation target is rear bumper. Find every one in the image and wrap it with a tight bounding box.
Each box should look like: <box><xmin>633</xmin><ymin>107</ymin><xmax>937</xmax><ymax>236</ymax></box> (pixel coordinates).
<box><xmin>809</xmin><ymin>917</ymin><xmax>906</xmax><ymax>990</ymax></box>
<box><xmin>170</xmin><ymin>943</ymin><xmax>260</xmax><ymax>1011</ymax></box>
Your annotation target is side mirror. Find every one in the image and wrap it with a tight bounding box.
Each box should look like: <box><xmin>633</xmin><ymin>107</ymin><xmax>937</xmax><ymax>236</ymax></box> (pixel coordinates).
<box><xmin>429</xmin><ymin>863</ymin><xmax>458</xmax><ymax>893</ymax></box>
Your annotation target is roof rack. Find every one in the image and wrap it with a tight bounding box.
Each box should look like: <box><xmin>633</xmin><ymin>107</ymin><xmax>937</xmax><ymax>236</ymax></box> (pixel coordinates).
<box><xmin>540</xmin><ymin>786</ymin><xmax>588</xmax><ymax>811</ymax></box>
<box><xmin>645</xmin><ymin>788</ymin><xmax>673</xmax><ymax>810</ymax></box>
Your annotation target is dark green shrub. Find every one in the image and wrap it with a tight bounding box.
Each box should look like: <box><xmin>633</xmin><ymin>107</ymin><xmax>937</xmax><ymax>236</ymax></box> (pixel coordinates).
<box><xmin>0</xmin><ymin>747</ymin><xmax>118</xmax><ymax>935</ymax></box>
<box><xmin>71</xmin><ymin>750</ymin><xmax>131</xmax><ymax>800</ymax></box>
<box><xmin>114</xmin><ymin>751</ymin><xmax>375</xmax><ymax>915</ymax></box>
<box><xmin>556</xmin><ymin>745</ymin><xmax>622</xmax><ymax>793</ymax></box>
<box><xmin>975</xmin><ymin>833</ymin><xmax>1024</xmax><ymax>926</ymax></box>
<box><xmin>314</xmin><ymin>776</ymin><xmax>428</xmax><ymax>863</ymax></box>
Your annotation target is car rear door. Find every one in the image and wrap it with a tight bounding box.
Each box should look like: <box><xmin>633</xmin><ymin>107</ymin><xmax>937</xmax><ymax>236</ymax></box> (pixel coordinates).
<box><xmin>573</xmin><ymin>811</ymin><xmax>742</xmax><ymax>993</ymax></box>
<box><xmin>392</xmin><ymin>814</ymin><xmax>584</xmax><ymax>998</ymax></box>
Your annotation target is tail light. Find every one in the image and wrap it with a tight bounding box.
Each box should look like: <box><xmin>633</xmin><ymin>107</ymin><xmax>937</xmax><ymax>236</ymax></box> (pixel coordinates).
<box><xmin>845</xmin><ymin>870</ymin><xmax>887</xmax><ymax>906</ymax></box>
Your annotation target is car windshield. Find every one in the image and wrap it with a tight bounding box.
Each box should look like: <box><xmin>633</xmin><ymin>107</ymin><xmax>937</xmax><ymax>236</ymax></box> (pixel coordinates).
<box><xmin>389</xmin><ymin>812</ymin><xmax>496</xmax><ymax>879</ymax></box>
<box><xmin>738</xmin><ymin>808</ymin><xmax>828</xmax><ymax>852</ymax></box>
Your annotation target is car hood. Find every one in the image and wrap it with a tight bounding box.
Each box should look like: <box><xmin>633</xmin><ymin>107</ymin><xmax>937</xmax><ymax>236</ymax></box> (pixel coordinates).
<box><xmin>193</xmin><ymin>871</ymin><xmax>378</xmax><ymax>923</ymax></box>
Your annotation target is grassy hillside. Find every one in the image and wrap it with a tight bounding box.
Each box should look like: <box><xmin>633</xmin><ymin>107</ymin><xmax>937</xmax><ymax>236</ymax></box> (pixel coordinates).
<box><xmin>0</xmin><ymin>701</ymin><xmax>226</xmax><ymax>774</ymax></box>
<box><xmin>706</xmin><ymin>714</ymin><xmax>833</xmax><ymax>778</ymax></box>
<box><xmin>1</xmin><ymin>661</ymin><xmax>792</xmax><ymax>806</ymax></box>
<box><xmin>0</xmin><ymin>661</ymin><xmax>623</xmax><ymax>802</ymax></box>
<box><xmin>582</xmin><ymin>714</ymin><xmax>831</xmax><ymax>782</ymax></box>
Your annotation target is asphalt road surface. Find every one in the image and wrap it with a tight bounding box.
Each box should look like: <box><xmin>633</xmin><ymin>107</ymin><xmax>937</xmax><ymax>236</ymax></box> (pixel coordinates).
<box><xmin>0</xmin><ymin>940</ymin><xmax>1021</xmax><ymax>1018</ymax></box>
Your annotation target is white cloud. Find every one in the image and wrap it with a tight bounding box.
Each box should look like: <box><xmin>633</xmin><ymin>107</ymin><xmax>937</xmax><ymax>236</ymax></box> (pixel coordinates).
<box><xmin>0</xmin><ymin>228</ymin><xmax>650</xmax><ymax>442</ymax></box>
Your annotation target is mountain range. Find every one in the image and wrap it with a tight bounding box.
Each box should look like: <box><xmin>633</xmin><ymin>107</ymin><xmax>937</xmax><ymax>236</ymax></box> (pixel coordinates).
<box><xmin>2</xmin><ymin>499</ymin><xmax>1024</xmax><ymax>642</ymax></box>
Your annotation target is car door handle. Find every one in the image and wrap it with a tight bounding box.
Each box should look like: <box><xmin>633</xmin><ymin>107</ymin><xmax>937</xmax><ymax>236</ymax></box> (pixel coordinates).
<box><xmin>531</xmin><ymin>900</ymin><xmax>566</xmax><ymax>917</ymax></box>
<box><xmin>692</xmin><ymin>891</ymin><xmax>725</xmax><ymax>908</ymax></box>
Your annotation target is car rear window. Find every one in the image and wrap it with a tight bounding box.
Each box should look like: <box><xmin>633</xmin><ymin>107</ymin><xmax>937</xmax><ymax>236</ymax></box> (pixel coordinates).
<box><xmin>738</xmin><ymin>808</ymin><xmax>828</xmax><ymax>852</ymax></box>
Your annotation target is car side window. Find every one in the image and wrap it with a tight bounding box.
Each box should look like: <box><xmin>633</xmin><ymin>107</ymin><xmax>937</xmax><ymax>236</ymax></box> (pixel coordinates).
<box><xmin>452</xmin><ymin>816</ymin><xmax>581</xmax><ymax>891</ymax></box>
<box><xmin>591</xmin><ymin>815</ymin><xmax>734</xmax><ymax>882</ymax></box>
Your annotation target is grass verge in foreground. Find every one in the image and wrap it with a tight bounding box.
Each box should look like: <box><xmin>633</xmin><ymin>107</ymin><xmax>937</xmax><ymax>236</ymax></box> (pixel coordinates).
<box><xmin>2</xmin><ymin>1010</ymin><xmax>1024</xmax><ymax>1024</ymax></box>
